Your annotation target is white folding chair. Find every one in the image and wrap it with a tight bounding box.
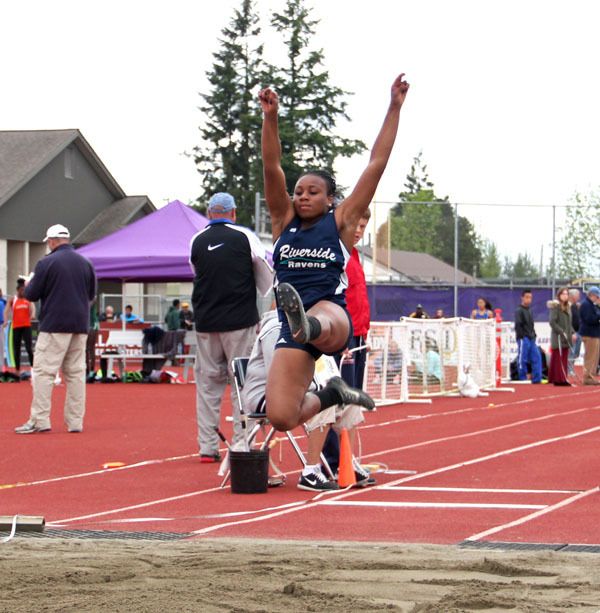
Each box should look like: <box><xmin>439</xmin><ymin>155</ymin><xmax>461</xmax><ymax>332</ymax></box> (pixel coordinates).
<box><xmin>219</xmin><ymin>357</ymin><xmax>335</xmax><ymax>487</ymax></box>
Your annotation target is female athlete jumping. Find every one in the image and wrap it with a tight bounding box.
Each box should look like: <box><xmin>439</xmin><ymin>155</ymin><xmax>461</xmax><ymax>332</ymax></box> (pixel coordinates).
<box><xmin>259</xmin><ymin>73</ymin><xmax>409</xmax><ymax>431</ymax></box>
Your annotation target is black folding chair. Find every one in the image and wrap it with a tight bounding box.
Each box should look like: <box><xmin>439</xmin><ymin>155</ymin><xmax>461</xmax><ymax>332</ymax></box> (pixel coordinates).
<box><xmin>219</xmin><ymin>357</ymin><xmax>334</xmax><ymax>487</ymax></box>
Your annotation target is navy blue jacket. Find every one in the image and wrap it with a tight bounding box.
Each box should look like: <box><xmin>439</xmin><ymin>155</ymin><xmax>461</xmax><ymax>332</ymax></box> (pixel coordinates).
<box><xmin>578</xmin><ymin>296</ymin><xmax>600</xmax><ymax>338</ymax></box>
<box><xmin>25</xmin><ymin>244</ymin><xmax>97</xmax><ymax>333</ymax></box>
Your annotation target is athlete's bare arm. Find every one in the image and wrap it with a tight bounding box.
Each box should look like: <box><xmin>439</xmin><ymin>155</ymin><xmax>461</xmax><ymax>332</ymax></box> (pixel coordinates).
<box><xmin>259</xmin><ymin>88</ymin><xmax>294</xmax><ymax>241</ymax></box>
<box><xmin>335</xmin><ymin>74</ymin><xmax>410</xmax><ymax>249</ymax></box>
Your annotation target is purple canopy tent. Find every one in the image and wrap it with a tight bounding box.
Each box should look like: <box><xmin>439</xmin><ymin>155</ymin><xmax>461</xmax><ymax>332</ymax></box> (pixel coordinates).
<box><xmin>77</xmin><ymin>200</ymin><xmax>209</xmax><ymax>281</ymax></box>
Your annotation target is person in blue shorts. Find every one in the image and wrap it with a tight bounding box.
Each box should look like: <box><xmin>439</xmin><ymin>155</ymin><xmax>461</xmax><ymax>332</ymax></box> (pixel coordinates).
<box><xmin>259</xmin><ymin>73</ymin><xmax>410</xmax><ymax>431</ymax></box>
<box><xmin>515</xmin><ymin>289</ymin><xmax>542</xmax><ymax>383</ymax></box>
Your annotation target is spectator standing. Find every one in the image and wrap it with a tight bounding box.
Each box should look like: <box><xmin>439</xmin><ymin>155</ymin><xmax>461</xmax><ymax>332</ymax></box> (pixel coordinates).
<box><xmin>0</xmin><ymin>288</ymin><xmax>7</xmax><ymax>371</ymax></box>
<box><xmin>179</xmin><ymin>302</ymin><xmax>194</xmax><ymax>331</ymax></box>
<box><xmin>567</xmin><ymin>288</ymin><xmax>581</xmax><ymax>375</ymax></box>
<box><xmin>3</xmin><ymin>280</ymin><xmax>35</xmax><ymax>373</ymax></box>
<box><xmin>165</xmin><ymin>299</ymin><xmax>181</xmax><ymax>331</ymax></box>
<box><xmin>189</xmin><ymin>192</ymin><xmax>272</xmax><ymax>462</ymax></box>
<box><xmin>433</xmin><ymin>308</ymin><xmax>444</xmax><ymax>319</ymax></box>
<box><xmin>14</xmin><ymin>224</ymin><xmax>96</xmax><ymax>434</ymax></box>
<box><xmin>86</xmin><ymin>302</ymin><xmax>99</xmax><ymax>382</ymax></box>
<box><xmin>547</xmin><ymin>287</ymin><xmax>574</xmax><ymax>386</ymax></box>
<box><xmin>409</xmin><ymin>304</ymin><xmax>428</xmax><ymax>319</ymax></box>
<box><xmin>471</xmin><ymin>297</ymin><xmax>494</xmax><ymax>320</ymax></box>
<box><xmin>515</xmin><ymin>289</ymin><xmax>542</xmax><ymax>383</ymax></box>
<box><xmin>579</xmin><ymin>286</ymin><xmax>600</xmax><ymax>385</ymax></box>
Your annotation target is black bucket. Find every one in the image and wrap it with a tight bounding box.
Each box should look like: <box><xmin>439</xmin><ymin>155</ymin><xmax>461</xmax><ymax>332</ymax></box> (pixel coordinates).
<box><xmin>229</xmin><ymin>449</ymin><xmax>269</xmax><ymax>494</ymax></box>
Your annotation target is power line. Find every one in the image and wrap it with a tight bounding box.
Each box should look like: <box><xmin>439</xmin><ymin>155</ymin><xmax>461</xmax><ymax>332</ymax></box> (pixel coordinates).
<box><xmin>371</xmin><ymin>200</ymin><xmax>591</xmax><ymax>208</ymax></box>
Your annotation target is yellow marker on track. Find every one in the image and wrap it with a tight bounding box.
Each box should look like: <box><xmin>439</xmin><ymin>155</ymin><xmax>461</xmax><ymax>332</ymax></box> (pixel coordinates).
<box><xmin>102</xmin><ymin>462</ymin><xmax>126</xmax><ymax>469</ymax></box>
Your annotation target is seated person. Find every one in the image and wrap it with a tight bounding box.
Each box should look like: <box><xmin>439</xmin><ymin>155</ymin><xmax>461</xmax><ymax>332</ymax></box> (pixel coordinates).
<box><xmin>241</xmin><ymin>309</ymin><xmax>375</xmax><ymax>492</ymax></box>
<box><xmin>99</xmin><ymin>305</ymin><xmax>116</xmax><ymax>322</ymax></box>
<box><xmin>373</xmin><ymin>340</ymin><xmax>403</xmax><ymax>384</ymax></box>
<box><xmin>120</xmin><ymin>304</ymin><xmax>144</xmax><ymax>323</ymax></box>
<box><xmin>414</xmin><ymin>340</ymin><xmax>442</xmax><ymax>381</ymax></box>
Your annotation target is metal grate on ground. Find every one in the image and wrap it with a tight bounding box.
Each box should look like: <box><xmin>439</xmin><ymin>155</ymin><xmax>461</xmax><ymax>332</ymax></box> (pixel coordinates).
<box><xmin>459</xmin><ymin>540</ymin><xmax>600</xmax><ymax>554</ymax></box>
<box><xmin>13</xmin><ymin>529</ymin><xmax>192</xmax><ymax>541</ymax></box>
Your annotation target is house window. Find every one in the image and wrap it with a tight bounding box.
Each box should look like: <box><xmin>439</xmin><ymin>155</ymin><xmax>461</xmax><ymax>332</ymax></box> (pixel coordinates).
<box><xmin>64</xmin><ymin>147</ymin><xmax>74</xmax><ymax>179</ymax></box>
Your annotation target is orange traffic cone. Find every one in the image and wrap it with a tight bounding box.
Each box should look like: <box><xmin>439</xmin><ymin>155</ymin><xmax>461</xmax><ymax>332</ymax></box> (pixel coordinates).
<box><xmin>337</xmin><ymin>428</ymin><xmax>356</xmax><ymax>487</ymax></box>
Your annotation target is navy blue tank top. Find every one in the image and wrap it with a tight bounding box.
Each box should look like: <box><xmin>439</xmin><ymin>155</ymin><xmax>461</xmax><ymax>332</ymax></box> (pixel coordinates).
<box><xmin>273</xmin><ymin>211</ymin><xmax>350</xmax><ymax>308</ymax></box>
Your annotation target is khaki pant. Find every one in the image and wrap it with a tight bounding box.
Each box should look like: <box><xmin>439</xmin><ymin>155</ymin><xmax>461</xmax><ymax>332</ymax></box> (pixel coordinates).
<box><xmin>194</xmin><ymin>326</ymin><xmax>257</xmax><ymax>455</ymax></box>
<box><xmin>29</xmin><ymin>332</ymin><xmax>88</xmax><ymax>431</ymax></box>
<box><xmin>304</xmin><ymin>403</ymin><xmax>365</xmax><ymax>433</ymax></box>
<box><xmin>582</xmin><ymin>336</ymin><xmax>600</xmax><ymax>383</ymax></box>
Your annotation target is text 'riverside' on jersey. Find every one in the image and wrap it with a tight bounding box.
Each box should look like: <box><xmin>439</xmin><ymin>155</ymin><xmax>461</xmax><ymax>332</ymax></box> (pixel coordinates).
<box><xmin>273</xmin><ymin>211</ymin><xmax>350</xmax><ymax>308</ymax></box>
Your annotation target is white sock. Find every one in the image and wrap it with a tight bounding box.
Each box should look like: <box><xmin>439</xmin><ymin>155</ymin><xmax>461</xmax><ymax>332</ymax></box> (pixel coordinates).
<box><xmin>302</xmin><ymin>464</ymin><xmax>322</xmax><ymax>476</ymax></box>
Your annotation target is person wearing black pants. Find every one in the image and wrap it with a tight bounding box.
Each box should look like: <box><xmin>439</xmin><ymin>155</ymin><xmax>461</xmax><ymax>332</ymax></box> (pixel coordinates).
<box><xmin>4</xmin><ymin>281</ymin><xmax>35</xmax><ymax>373</ymax></box>
<box><xmin>13</xmin><ymin>326</ymin><xmax>34</xmax><ymax>371</ymax></box>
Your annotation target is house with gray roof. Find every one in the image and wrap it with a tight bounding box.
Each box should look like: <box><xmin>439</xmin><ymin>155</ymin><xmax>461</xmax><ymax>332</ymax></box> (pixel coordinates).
<box><xmin>359</xmin><ymin>246</ymin><xmax>481</xmax><ymax>285</ymax></box>
<box><xmin>0</xmin><ymin>129</ymin><xmax>154</xmax><ymax>293</ymax></box>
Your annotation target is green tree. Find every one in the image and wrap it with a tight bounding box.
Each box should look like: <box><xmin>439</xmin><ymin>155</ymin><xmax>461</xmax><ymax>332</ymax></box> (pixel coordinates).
<box><xmin>558</xmin><ymin>191</ymin><xmax>600</xmax><ymax>279</ymax></box>
<box><xmin>379</xmin><ymin>152</ymin><xmax>483</xmax><ymax>275</ymax></box>
<box><xmin>479</xmin><ymin>240</ymin><xmax>503</xmax><ymax>278</ymax></box>
<box><xmin>394</xmin><ymin>151</ymin><xmax>434</xmax><ymax>215</ymax></box>
<box><xmin>503</xmin><ymin>253</ymin><xmax>539</xmax><ymax>279</ymax></box>
<box><xmin>193</xmin><ymin>0</ymin><xmax>264</xmax><ymax>224</ymax></box>
<box><xmin>269</xmin><ymin>0</ymin><xmax>366</xmax><ymax>193</ymax></box>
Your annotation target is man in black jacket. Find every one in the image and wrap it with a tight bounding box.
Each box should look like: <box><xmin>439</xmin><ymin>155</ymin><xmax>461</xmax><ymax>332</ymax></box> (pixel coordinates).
<box><xmin>189</xmin><ymin>193</ymin><xmax>272</xmax><ymax>461</ymax></box>
<box><xmin>15</xmin><ymin>224</ymin><xmax>96</xmax><ymax>434</ymax></box>
<box><xmin>515</xmin><ymin>289</ymin><xmax>542</xmax><ymax>383</ymax></box>
<box><xmin>579</xmin><ymin>286</ymin><xmax>600</xmax><ymax>385</ymax></box>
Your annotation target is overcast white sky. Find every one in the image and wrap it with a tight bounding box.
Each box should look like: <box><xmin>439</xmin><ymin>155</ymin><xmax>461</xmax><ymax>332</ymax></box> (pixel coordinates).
<box><xmin>2</xmin><ymin>0</ymin><xmax>599</xmax><ymax>264</ymax></box>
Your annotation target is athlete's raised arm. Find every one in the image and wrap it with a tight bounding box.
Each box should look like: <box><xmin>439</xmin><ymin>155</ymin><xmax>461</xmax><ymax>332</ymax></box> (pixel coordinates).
<box><xmin>259</xmin><ymin>87</ymin><xmax>294</xmax><ymax>241</ymax></box>
<box><xmin>335</xmin><ymin>74</ymin><xmax>410</xmax><ymax>248</ymax></box>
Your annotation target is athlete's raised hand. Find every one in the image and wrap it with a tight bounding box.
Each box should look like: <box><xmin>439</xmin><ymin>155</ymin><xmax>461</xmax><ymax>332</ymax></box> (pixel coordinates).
<box><xmin>259</xmin><ymin>88</ymin><xmax>279</xmax><ymax>116</ymax></box>
<box><xmin>390</xmin><ymin>73</ymin><xmax>410</xmax><ymax>108</ymax></box>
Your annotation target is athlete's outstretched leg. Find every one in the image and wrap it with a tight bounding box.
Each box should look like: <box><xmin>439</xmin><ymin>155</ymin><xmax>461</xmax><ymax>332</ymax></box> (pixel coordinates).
<box><xmin>266</xmin><ymin>348</ymin><xmax>375</xmax><ymax>432</ymax></box>
<box><xmin>266</xmin><ymin>348</ymin><xmax>319</xmax><ymax>431</ymax></box>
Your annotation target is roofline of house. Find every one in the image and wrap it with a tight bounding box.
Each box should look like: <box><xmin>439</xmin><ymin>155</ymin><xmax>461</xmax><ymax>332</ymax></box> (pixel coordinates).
<box><xmin>0</xmin><ymin>129</ymin><xmax>127</xmax><ymax>208</ymax></box>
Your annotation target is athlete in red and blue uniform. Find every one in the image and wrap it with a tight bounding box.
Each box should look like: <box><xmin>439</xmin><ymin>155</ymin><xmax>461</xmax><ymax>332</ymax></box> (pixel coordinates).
<box><xmin>259</xmin><ymin>73</ymin><xmax>410</xmax><ymax>432</ymax></box>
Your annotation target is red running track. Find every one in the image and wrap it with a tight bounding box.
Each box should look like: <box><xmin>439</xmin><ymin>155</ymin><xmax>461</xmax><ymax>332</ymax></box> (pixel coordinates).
<box><xmin>1</xmin><ymin>380</ymin><xmax>599</xmax><ymax>545</ymax></box>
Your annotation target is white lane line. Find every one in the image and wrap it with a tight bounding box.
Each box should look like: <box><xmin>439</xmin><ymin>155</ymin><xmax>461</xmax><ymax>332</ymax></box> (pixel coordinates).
<box><xmin>318</xmin><ymin>501</ymin><xmax>547</xmax><ymax>510</ymax></box>
<box><xmin>51</xmin><ymin>405</ymin><xmax>600</xmax><ymax>527</ymax></box>
<box><xmin>189</xmin><ymin>423</ymin><xmax>600</xmax><ymax>537</ymax></box>
<box><xmin>380</xmin><ymin>486</ymin><xmax>581</xmax><ymax>494</ymax></box>
<box><xmin>465</xmin><ymin>487</ymin><xmax>600</xmax><ymax>542</ymax></box>
<box><xmin>360</xmin><ymin>406</ymin><xmax>599</xmax><ymax>463</ymax></box>
<box><xmin>6</xmin><ymin>388</ymin><xmax>596</xmax><ymax>491</ymax></box>
<box><xmin>360</xmin><ymin>388</ymin><xmax>600</xmax><ymax>433</ymax></box>
<box><xmin>373</xmin><ymin>424</ymin><xmax>600</xmax><ymax>490</ymax></box>
<box><xmin>50</xmin><ymin>485</ymin><xmax>224</xmax><ymax>525</ymax></box>
<box><xmin>0</xmin><ymin>452</ymin><xmax>198</xmax><ymax>490</ymax></box>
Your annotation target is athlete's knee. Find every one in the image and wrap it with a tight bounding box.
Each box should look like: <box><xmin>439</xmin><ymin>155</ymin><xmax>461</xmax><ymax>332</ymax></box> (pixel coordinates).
<box><xmin>266</xmin><ymin>409</ymin><xmax>297</xmax><ymax>432</ymax></box>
